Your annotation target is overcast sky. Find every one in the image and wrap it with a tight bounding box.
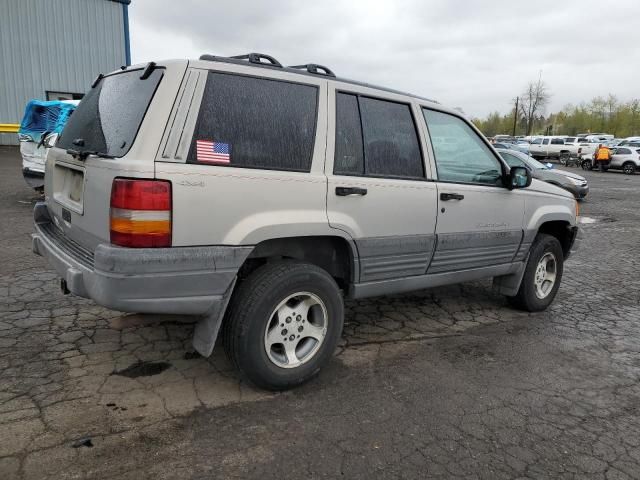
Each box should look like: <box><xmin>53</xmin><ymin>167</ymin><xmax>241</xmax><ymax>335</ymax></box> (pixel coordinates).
<box><xmin>129</xmin><ymin>0</ymin><xmax>639</xmax><ymax>118</ymax></box>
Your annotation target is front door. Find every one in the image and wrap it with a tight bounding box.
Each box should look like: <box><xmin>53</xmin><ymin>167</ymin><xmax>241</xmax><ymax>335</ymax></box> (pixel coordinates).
<box><xmin>326</xmin><ymin>87</ymin><xmax>438</xmax><ymax>283</ymax></box>
<box><xmin>422</xmin><ymin>108</ymin><xmax>525</xmax><ymax>274</ymax></box>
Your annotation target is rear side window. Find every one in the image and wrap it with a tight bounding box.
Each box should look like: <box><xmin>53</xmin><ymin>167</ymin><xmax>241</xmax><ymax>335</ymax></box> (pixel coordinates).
<box><xmin>551</xmin><ymin>138</ymin><xmax>564</xmax><ymax>145</ymax></box>
<box><xmin>58</xmin><ymin>68</ymin><xmax>163</xmax><ymax>157</ymax></box>
<box><xmin>334</xmin><ymin>93</ymin><xmax>424</xmax><ymax>179</ymax></box>
<box><xmin>189</xmin><ymin>72</ymin><xmax>318</xmax><ymax>172</ymax></box>
<box><xmin>334</xmin><ymin>93</ymin><xmax>364</xmax><ymax>175</ymax></box>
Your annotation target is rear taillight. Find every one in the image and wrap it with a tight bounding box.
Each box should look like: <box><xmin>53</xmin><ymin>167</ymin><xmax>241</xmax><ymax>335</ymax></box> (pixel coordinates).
<box><xmin>110</xmin><ymin>178</ymin><xmax>171</xmax><ymax>248</ymax></box>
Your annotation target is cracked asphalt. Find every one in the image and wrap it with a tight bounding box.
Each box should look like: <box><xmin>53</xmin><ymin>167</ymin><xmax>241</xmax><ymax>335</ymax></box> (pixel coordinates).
<box><xmin>2</xmin><ymin>146</ymin><xmax>640</xmax><ymax>479</ymax></box>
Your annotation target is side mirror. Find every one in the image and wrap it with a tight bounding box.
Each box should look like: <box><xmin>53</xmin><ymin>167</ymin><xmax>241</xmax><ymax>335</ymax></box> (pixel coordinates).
<box><xmin>42</xmin><ymin>133</ymin><xmax>59</xmax><ymax>149</ymax></box>
<box><xmin>508</xmin><ymin>166</ymin><xmax>531</xmax><ymax>190</ymax></box>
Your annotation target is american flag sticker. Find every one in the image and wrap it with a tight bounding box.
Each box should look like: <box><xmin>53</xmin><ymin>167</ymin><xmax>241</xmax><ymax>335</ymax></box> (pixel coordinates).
<box><xmin>196</xmin><ymin>140</ymin><xmax>231</xmax><ymax>164</ymax></box>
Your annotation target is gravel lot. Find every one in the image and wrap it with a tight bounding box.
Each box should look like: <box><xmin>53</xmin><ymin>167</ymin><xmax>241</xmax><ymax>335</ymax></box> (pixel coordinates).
<box><xmin>1</xmin><ymin>146</ymin><xmax>640</xmax><ymax>479</ymax></box>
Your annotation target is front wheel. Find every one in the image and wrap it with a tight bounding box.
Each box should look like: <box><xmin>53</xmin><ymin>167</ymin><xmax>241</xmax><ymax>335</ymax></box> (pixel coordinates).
<box><xmin>581</xmin><ymin>159</ymin><xmax>592</xmax><ymax>171</ymax></box>
<box><xmin>508</xmin><ymin>234</ymin><xmax>564</xmax><ymax>312</ymax></box>
<box><xmin>222</xmin><ymin>261</ymin><xmax>344</xmax><ymax>391</ymax></box>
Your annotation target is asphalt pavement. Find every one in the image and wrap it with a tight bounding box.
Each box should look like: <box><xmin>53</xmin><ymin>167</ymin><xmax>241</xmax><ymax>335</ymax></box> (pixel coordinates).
<box><xmin>1</xmin><ymin>146</ymin><xmax>640</xmax><ymax>479</ymax></box>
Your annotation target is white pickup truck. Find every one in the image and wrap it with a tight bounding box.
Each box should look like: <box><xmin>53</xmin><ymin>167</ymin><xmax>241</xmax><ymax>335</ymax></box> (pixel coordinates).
<box><xmin>528</xmin><ymin>137</ymin><xmax>578</xmax><ymax>161</ymax></box>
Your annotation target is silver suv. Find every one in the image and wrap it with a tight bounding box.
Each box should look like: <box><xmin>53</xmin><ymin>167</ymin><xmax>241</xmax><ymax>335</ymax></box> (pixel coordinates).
<box><xmin>32</xmin><ymin>54</ymin><xmax>579</xmax><ymax>390</ymax></box>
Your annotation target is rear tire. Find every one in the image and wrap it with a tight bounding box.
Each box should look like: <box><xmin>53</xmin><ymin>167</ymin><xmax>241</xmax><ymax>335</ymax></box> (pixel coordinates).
<box><xmin>222</xmin><ymin>261</ymin><xmax>344</xmax><ymax>391</ymax></box>
<box><xmin>623</xmin><ymin>162</ymin><xmax>636</xmax><ymax>175</ymax></box>
<box><xmin>509</xmin><ymin>234</ymin><xmax>564</xmax><ymax>312</ymax></box>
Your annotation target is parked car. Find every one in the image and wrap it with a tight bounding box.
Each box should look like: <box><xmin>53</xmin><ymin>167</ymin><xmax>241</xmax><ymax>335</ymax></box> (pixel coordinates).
<box><xmin>606</xmin><ymin>147</ymin><xmax>640</xmax><ymax>174</ymax></box>
<box><xmin>492</xmin><ymin>142</ymin><xmax>530</xmax><ymax>154</ymax></box>
<box><xmin>496</xmin><ymin>148</ymin><xmax>589</xmax><ymax>199</ymax></box>
<box><xmin>18</xmin><ymin>100</ymin><xmax>78</xmax><ymax>190</ymax></box>
<box><xmin>528</xmin><ymin>136</ymin><xmax>578</xmax><ymax>161</ymax></box>
<box><xmin>32</xmin><ymin>54</ymin><xmax>579</xmax><ymax>390</ymax></box>
<box><xmin>577</xmin><ymin>139</ymin><xmax>604</xmax><ymax>163</ymax></box>
<box><xmin>618</xmin><ymin>137</ymin><xmax>640</xmax><ymax>147</ymax></box>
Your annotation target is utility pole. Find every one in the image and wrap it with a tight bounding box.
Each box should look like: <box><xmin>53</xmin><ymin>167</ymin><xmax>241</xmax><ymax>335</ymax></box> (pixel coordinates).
<box><xmin>512</xmin><ymin>97</ymin><xmax>519</xmax><ymax>136</ymax></box>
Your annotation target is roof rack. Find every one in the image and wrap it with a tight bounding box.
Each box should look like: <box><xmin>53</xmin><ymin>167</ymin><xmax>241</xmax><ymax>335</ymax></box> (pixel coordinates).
<box><xmin>197</xmin><ymin>53</ymin><xmax>437</xmax><ymax>104</ymax></box>
<box><xmin>288</xmin><ymin>63</ymin><xmax>335</xmax><ymax>78</ymax></box>
<box><xmin>199</xmin><ymin>52</ymin><xmax>282</xmax><ymax>68</ymax></box>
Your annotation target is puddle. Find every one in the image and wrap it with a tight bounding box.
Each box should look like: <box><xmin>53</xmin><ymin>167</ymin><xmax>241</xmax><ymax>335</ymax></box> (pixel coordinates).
<box><xmin>579</xmin><ymin>216</ymin><xmax>597</xmax><ymax>224</ymax></box>
<box><xmin>112</xmin><ymin>361</ymin><xmax>171</xmax><ymax>378</ymax></box>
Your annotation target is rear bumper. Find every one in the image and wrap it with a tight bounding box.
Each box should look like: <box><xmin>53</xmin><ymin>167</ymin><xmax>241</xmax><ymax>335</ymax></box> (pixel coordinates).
<box><xmin>32</xmin><ymin>202</ymin><xmax>251</xmax><ymax>315</ymax></box>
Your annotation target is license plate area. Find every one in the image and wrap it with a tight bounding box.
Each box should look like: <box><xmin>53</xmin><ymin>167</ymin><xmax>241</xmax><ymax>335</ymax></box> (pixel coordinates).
<box><xmin>53</xmin><ymin>162</ymin><xmax>85</xmax><ymax>215</ymax></box>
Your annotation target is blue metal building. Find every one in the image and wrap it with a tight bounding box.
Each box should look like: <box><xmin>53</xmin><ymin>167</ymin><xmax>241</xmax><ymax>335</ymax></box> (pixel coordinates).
<box><xmin>0</xmin><ymin>0</ymin><xmax>131</xmax><ymax>145</ymax></box>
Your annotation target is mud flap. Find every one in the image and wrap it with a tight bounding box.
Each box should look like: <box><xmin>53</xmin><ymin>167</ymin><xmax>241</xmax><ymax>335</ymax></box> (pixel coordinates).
<box><xmin>492</xmin><ymin>256</ymin><xmax>528</xmax><ymax>297</ymax></box>
<box><xmin>192</xmin><ymin>277</ymin><xmax>237</xmax><ymax>357</ymax></box>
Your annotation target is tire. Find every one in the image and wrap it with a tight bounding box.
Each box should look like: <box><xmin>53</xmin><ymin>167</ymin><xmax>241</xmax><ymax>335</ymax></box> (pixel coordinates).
<box><xmin>222</xmin><ymin>261</ymin><xmax>344</xmax><ymax>391</ymax></box>
<box><xmin>508</xmin><ymin>234</ymin><xmax>564</xmax><ymax>312</ymax></box>
<box><xmin>559</xmin><ymin>152</ymin><xmax>570</xmax><ymax>166</ymax></box>
<box><xmin>581</xmin><ymin>160</ymin><xmax>592</xmax><ymax>171</ymax></box>
<box><xmin>623</xmin><ymin>162</ymin><xmax>636</xmax><ymax>175</ymax></box>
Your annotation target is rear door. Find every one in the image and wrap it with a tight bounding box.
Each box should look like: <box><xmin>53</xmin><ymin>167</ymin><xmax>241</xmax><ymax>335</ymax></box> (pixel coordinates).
<box><xmin>421</xmin><ymin>108</ymin><xmax>525</xmax><ymax>274</ymax></box>
<box><xmin>154</xmin><ymin>64</ymin><xmax>328</xmax><ymax>247</ymax></box>
<box><xmin>45</xmin><ymin>61</ymin><xmax>187</xmax><ymax>251</ymax></box>
<box><xmin>326</xmin><ymin>85</ymin><xmax>438</xmax><ymax>283</ymax></box>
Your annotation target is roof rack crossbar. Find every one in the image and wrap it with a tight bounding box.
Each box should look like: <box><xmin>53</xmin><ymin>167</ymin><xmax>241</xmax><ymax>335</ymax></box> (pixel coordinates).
<box><xmin>288</xmin><ymin>63</ymin><xmax>335</xmax><ymax>77</ymax></box>
<box><xmin>228</xmin><ymin>53</ymin><xmax>283</xmax><ymax>68</ymax></box>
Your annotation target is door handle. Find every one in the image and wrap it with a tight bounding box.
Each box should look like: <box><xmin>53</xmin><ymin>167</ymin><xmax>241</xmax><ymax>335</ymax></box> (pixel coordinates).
<box><xmin>440</xmin><ymin>192</ymin><xmax>464</xmax><ymax>201</ymax></box>
<box><xmin>336</xmin><ymin>186</ymin><xmax>368</xmax><ymax>196</ymax></box>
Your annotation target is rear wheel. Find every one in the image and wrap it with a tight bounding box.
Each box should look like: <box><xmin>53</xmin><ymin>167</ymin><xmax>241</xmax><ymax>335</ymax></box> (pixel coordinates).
<box><xmin>623</xmin><ymin>162</ymin><xmax>636</xmax><ymax>175</ymax></box>
<box><xmin>559</xmin><ymin>152</ymin><xmax>570</xmax><ymax>165</ymax></box>
<box><xmin>509</xmin><ymin>234</ymin><xmax>564</xmax><ymax>312</ymax></box>
<box><xmin>223</xmin><ymin>261</ymin><xmax>344</xmax><ymax>391</ymax></box>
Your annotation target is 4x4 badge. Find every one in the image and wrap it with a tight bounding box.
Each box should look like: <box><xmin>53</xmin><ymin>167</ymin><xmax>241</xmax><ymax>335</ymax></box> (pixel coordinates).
<box><xmin>176</xmin><ymin>180</ymin><xmax>205</xmax><ymax>187</ymax></box>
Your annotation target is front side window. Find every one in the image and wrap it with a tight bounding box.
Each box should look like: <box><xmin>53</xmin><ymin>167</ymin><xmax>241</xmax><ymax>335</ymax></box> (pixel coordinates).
<box><xmin>530</xmin><ymin>138</ymin><xmax>542</xmax><ymax>145</ymax></box>
<box><xmin>58</xmin><ymin>68</ymin><xmax>163</xmax><ymax>157</ymax></box>
<box><xmin>500</xmin><ymin>151</ymin><xmax>526</xmax><ymax>168</ymax></box>
<box><xmin>189</xmin><ymin>72</ymin><xmax>318</xmax><ymax>171</ymax></box>
<box><xmin>423</xmin><ymin>109</ymin><xmax>503</xmax><ymax>186</ymax></box>
<box><xmin>617</xmin><ymin>148</ymin><xmax>631</xmax><ymax>155</ymax></box>
<box><xmin>334</xmin><ymin>93</ymin><xmax>424</xmax><ymax>179</ymax></box>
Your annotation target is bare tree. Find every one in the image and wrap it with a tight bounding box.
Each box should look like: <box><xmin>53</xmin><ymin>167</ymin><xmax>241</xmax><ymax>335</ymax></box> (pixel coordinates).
<box><xmin>519</xmin><ymin>77</ymin><xmax>551</xmax><ymax>135</ymax></box>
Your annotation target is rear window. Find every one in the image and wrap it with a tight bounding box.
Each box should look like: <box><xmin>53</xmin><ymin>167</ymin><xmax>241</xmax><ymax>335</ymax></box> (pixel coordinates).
<box><xmin>57</xmin><ymin>68</ymin><xmax>163</xmax><ymax>157</ymax></box>
<box><xmin>188</xmin><ymin>72</ymin><xmax>318</xmax><ymax>172</ymax></box>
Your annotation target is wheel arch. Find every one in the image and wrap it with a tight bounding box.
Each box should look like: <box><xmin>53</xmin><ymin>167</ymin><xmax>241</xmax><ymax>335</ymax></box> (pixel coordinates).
<box><xmin>238</xmin><ymin>235</ymin><xmax>358</xmax><ymax>291</ymax></box>
<box><xmin>537</xmin><ymin>220</ymin><xmax>573</xmax><ymax>258</ymax></box>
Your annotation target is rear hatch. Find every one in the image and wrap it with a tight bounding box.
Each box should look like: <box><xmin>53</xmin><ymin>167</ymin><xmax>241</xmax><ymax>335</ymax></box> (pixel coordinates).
<box><xmin>43</xmin><ymin>60</ymin><xmax>187</xmax><ymax>252</ymax></box>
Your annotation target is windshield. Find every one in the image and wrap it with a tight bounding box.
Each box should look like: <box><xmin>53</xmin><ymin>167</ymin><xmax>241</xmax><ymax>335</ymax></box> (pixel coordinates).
<box><xmin>57</xmin><ymin>68</ymin><xmax>163</xmax><ymax>157</ymax></box>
